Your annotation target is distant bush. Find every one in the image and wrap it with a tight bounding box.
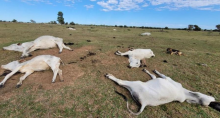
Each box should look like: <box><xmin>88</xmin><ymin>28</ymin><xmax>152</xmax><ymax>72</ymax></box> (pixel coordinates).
<box><xmin>30</xmin><ymin>19</ymin><xmax>36</xmax><ymax>23</ymax></box>
<box><xmin>12</xmin><ymin>19</ymin><xmax>17</xmax><ymax>22</ymax></box>
<box><xmin>49</xmin><ymin>21</ymin><xmax>57</xmax><ymax>24</ymax></box>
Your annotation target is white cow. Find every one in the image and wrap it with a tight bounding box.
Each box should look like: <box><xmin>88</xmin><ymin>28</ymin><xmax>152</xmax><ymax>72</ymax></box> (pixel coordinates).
<box><xmin>3</xmin><ymin>35</ymin><xmax>73</xmax><ymax>58</ymax></box>
<box><xmin>105</xmin><ymin>69</ymin><xmax>220</xmax><ymax>115</ymax></box>
<box><xmin>68</xmin><ymin>28</ymin><xmax>76</xmax><ymax>30</ymax></box>
<box><xmin>141</xmin><ymin>32</ymin><xmax>151</xmax><ymax>36</ymax></box>
<box><xmin>0</xmin><ymin>55</ymin><xmax>64</xmax><ymax>88</ymax></box>
<box><xmin>115</xmin><ymin>49</ymin><xmax>155</xmax><ymax>68</ymax></box>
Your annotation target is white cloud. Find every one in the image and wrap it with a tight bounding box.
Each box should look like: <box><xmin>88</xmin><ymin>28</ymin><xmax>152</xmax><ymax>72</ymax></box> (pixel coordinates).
<box><xmin>148</xmin><ymin>0</ymin><xmax>220</xmax><ymax>10</ymax></box>
<box><xmin>85</xmin><ymin>5</ymin><xmax>94</xmax><ymax>9</ymax></box>
<box><xmin>96</xmin><ymin>0</ymin><xmax>220</xmax><ymax>11</ymax></box>
<box><xmin>97</xmin><ymin>0</ymin><xmax>143</xmax><ymax>11</ymax></box>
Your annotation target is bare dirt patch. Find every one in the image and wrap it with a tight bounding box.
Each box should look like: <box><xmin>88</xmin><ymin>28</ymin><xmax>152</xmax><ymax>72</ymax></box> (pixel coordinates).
<box><xmin>0</xmin><ymin>46</ymin><xmax>97</xmax><ymax>99</ymax></box>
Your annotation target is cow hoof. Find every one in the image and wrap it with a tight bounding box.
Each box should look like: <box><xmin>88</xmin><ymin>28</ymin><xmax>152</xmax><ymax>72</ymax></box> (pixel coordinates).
<box><xmin>0</xmin><ymin>84</ymin><xmax>4</xmax><ymax>88</ymax></box>
<box><xmin>127</xmin><ymin>66</ymin><xmax>132</xmax><ymax>69</ymax></box>
<box><xmin>60</xmin><ymin>80</ymin><xmax>64</xmax><ymax>82</ymax></box>
<box><xmin>28</xmin><ymin>54</ymin><xmax>33</xmax><ymax>57</ymax></box>
<box><xmin>59</xmin><ymin>52</ymin><xmax>61</xmax><ymax>54</ymax></box>
<box><xmin>105</xmin><ymin>73</ymin><xmax>110</xmax><ymax>77</ymax></box>
<box><xmin>115</xmin><ymin>51</ymin><xmax>119</xmax><ymax>55</ymax></box>
<box><xmin>16</xmin><ymin>85</ymin><xmax>21</xmax><ymax>88</ymax></box>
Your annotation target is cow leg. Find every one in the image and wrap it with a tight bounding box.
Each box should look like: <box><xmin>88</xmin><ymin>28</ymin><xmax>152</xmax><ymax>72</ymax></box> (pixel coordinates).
<box><xmin>140</xmin><ymin>59</ymin><xmax>147</xmax><ymax>67</ymax></box>
<box><xmin>153</xmin><ymin>70</ymin><xmax>167</xmax><ymax>79</ymax></box>
<box><xmin>115</xmin><ymin>51</ymin><xmax>129</xmax><ymax>56</ymax></box>
<box><xmin>58</xmin><ymin>69</ymin><xmax>64</xmax><ymax>82</ymax></box>
<box><xmin>51</xmin><ymin>68</ymin><xmax>59</xmax><ymax>83</ymax></box>
<box><xmin>171</xmin><ymin>52</ymin><xmax>173</xmax><ymax>55</ymax></box>
<box><xmin>56</xmin><ymin>43</ymin><xmax>64</xmax><ymax>53</ymax></box>
<box><xmin>50</xmin><ymin>62</ymin><xmax>61</xmax><ymax>83</ymax></box>
<box><xmin>0</xmin><ymin>67</ymin><xmax>21</xmax><ymax>88</ymax></box>
<box><xmin>21</xmin><ymin>44</ymin><xmax>35</xmax><ymax>57</ymax></box>
<box><xmin>22</xmin><ymin>47</ymin><xmax>32</xmax><ymax>57</ymax></box>
<box><xmin>143</xmin><ymin>69</ymin><xmax>156</xmax><ymax>79</ymax></box>
<box><xmin>26</xmin><ymin>46</ymin><xmax>37</xmax><ymax>55</ymax></box>
<box><xmin>105</xmin><ymin>74</ymin><xmax>133</xmax><ymax>87</ymax></box>
<box><xmin>62</xmin><ymin>44</ymin><xmax>73</xmax><ymax>51</ymax></box>
<box><xmin>16</xmin><ymin>71</ymin><xmax>33</xmax><ymax>88</ymax></box>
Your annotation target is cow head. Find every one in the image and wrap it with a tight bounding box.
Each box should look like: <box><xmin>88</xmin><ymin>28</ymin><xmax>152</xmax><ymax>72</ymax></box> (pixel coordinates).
<box><xmin>1</xmin><ymin>61</ymin><xmax>20</xmax><ymax>71</ymax></box>
<box><xmin>3</xmin><ymin>43</ymin><xmax>25</xmax><ymax>52</ymax></box>
<box><xmin>150</xmin><ymin>51</ymin><xmax>155</xmax><ymax>58</ymax></box>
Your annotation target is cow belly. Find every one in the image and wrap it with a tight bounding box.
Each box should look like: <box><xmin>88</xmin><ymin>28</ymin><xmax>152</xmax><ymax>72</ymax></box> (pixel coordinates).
<box><xmin>20</xmin><ymin>61</ymin><xmax>50</xmax><ymax>72</ymax></box>
<box><xmin>36</xmin><ymin>42</ymin><xmax>57</xmax><ymax>49</ymax></box>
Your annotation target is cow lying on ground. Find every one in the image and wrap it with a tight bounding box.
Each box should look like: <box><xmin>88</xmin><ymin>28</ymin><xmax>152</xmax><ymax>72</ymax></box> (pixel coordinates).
<box><xmin>115</xmin><ymin>49</ymin><xmax>155</xmax><ymax>68</ymax></box>
<box><xmin>166</xmin><ymin>48</ymin><xmax>183</xmax><ymax>56</ymax></box>
<box><xmin>0</xmin><ymin>55</ymin><xmax>64</xmax><ymax>88</ymax></box>
<box><xmin>140</xmin><ymin>32</ymin><xmax>151</xmax><ymax>36</ymax></box>
<box><xmin>3</xmin><ymin>35</ymin><xmax>73</xmax><ymax>58</ymax></box>
<box><xmin>105</xmin><ymin>69</ymin><xmax>220</xmax><ymax>115</ymax></box>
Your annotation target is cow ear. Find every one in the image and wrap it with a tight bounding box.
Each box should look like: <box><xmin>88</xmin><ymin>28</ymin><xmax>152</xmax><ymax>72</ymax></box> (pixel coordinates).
<box><xmin>19</xmin><ymin>59</ymin><xmax>26</xmax><ymax>63</ymax></box>
<box><xmin>17</xmin><ymin>43</ymin><xmax>21</xmax><ymax>45</ymax></box>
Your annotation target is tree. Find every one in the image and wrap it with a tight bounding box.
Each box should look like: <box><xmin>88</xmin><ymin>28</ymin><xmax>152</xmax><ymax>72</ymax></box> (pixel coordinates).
<box><xmin>193</xmin><ymin>25</ymin><xmax>201</xmax><ymax>31</ymax></box>
<box><xmin>30</xmin><ymin>19</ymin><xmax>36</xmax><ymax>23</ymax></box>
<box><xmin>57</xmin><ymin>11</ymin><xmax>65</xmax><ymax>24</ymax></box>
<box><xmin>165</xmin><ymin>27</ymin><xmax>168</xmax><ymax>29</ymax></box>
<box><xmin>12</xmin><ymin>19</ymin><xmax>17</xmax><ymax>22</ymax></box>
<box><xmin>188</xmin><ymin>25</ymin><xmax>193</xmax><ymax>31</ymax></box>
<box><xmin>69</xmin><ymin>21</ymin><xmax>75</xmax><ymax>25</ymax></box>
<box><xmin>216</xmin><ymin>24</ymin><xmax>220</xmax><ymax>34</ymax></box>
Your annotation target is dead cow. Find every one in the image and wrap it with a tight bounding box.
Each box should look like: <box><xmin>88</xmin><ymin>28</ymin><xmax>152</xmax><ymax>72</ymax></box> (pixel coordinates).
<box><xmin>105</xmin><ymin>69</ymin><xmax>220</xmax><ymax>115</ymax></box>
<box><xmin>3</xmin><ymin>35</ymin><xmax>73</xmax><ymax>58</ymax></box>
<box><xmin>167</xmin><ymin>48</ymin><xmax>182</xmax><ymax>56</ymax></box>
<box><xmin>115</xmin><ymin>49</ymin><xmax>155</xmax><ymax>68</ymax></box>
<box><xmin>0</xmin><ymin>55</ymin><xmax>64</xmax><ymax>88</ymax></box>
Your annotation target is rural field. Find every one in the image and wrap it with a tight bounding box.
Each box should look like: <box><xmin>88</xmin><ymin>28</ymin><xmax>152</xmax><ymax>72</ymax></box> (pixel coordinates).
<box><xmin>0</xmin><ymin>22</ymin><xmax>220</xmax><ymax>118</ymax></box>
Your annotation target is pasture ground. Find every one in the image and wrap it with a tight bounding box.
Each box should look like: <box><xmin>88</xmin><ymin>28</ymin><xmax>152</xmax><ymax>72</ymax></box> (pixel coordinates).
<box><xmin>0</xmin><ymin>22</ymin><xmax>220</xmax><ymax>118</ymax></box>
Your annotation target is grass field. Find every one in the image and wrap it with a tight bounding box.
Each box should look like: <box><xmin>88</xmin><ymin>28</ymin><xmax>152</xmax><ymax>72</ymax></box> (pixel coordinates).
<box><xmin>0</xmin><ymin>22</ymin><xmax>220</xmax><ymax>118</ymax></box>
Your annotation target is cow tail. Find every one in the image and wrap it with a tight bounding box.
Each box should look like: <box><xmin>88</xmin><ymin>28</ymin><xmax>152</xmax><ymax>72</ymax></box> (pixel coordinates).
<box><xmin>115</xmin><ymin>90</ymin><xmax>144</xmax><ymax>115</ymax></box>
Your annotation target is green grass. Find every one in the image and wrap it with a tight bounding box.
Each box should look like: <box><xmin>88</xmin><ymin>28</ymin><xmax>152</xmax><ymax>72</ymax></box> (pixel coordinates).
<box><xmin>0</xmin><ymin>22</ymin><xmax>220</xmax><ymax>118</ymax></box>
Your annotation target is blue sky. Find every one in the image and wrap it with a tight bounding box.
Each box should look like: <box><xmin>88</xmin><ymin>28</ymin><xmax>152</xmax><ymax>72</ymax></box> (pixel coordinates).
<box><xmin>1</xmin><ymin>0</ymin><xmax>220</xmax><ymax>29</ymax></box>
